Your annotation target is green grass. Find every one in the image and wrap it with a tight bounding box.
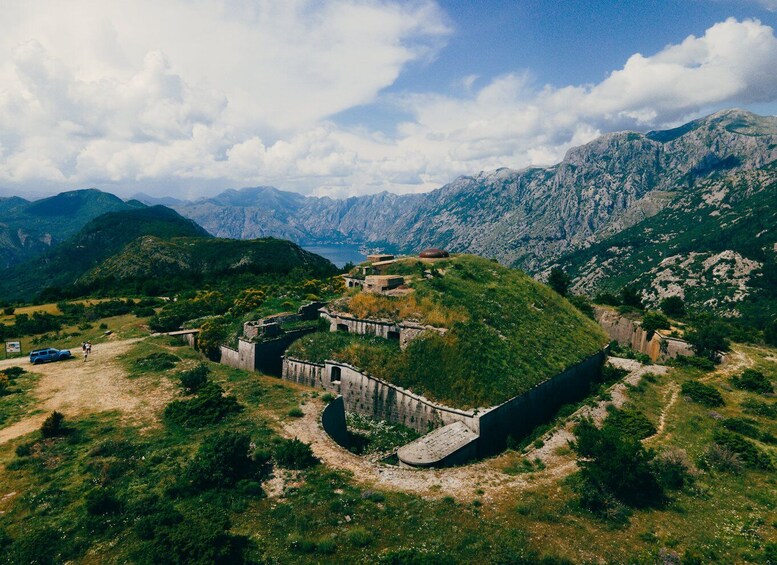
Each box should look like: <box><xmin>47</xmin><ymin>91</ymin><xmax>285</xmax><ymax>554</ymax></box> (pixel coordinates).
<box><xmin>0</xmin><ymin>369</ymin><xmax>40</xmax><ymax>427</ymax></box>
<box><xmin>295</xmin><ymin>255</ymin><xmax>608</xmax><ymax>408</ymax></box>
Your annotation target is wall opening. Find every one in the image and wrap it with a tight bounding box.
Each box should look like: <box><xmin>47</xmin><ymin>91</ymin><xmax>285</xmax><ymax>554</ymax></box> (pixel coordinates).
<box><xmin>337</xmin><ymin>323</ymin><xmax>349</xmax><ymax>332</ymax></box>
<box><xmin>331</xmin><ymin>366</ymin><xmax>342</xmax><ymax>383</ymax></box>
<box><xmin>387</xmin><ymin>330</ymin><xmax>400</xmax><ymax>341</ymax></box>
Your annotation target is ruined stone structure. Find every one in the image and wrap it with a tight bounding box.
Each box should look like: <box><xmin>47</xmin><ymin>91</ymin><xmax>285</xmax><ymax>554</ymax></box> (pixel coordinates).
<box><xmin>594</xmin><ymin>306</ymin><xmax>693</xmax><ymax>361</ymax></box>
<box><xmin>363</xmin><ymin>275</ymin><xmax>404</xmax><ymax>293</ymax></box>
<box><xmin>320</xmin><ymin>308</ymin><xmax>447</xmax><ymax>350</ymax></box>
<box><xmin>367</xmin><ymin>254</ymin><xmax>395</xmax><ymax>263</ymax></box>
<box><xmin>219</xmin><ymin>301</ymin><xmax>326</xmax><ymax>375</ymax></box>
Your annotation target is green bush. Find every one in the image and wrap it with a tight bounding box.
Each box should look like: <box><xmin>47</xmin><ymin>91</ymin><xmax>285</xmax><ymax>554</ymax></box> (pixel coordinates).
<box><xmin>685</xmin><ymin>322</ymin><xmax>730</xmax><ymax>362</ymax></box>
<box><xmin>179</xmin><ymin>364</ymin><xmax>210</xmax><ymax>394</ymax></box>
<box><xmin>712</xmin><ymin>429</ymin><xmax>773</xmax><ymax>470</ymax></box>
<box><xmin>287</xmin><ymin>407</ymin><xmax>304</xmax><ymax>418</ymax></box>
<box><xmin>731</xmin><ymin>369</ymin><xmax>773</xmax><ymax>394</ymax></box>
<box><xmin>741</xmin><ymin>398</ymin><xmax>777</xmax><ymax>420</ymax></box>
<box><xmin>85</xmin><ymin>489</ymin><xmax>123</xmax><ymax>515</ymax></box>
<box><xmin>660</xmin><ymin>296</ymin><xmax>685</xmax><ymax>317</ymax></box>
<box><xmin>133</xmin><ymin>352</ymin><xmax>180</xmax><ymax>373</ymax></box>
<box><xmin>640</xmin><ymin>311</ymin><xmax>670</xmax><ymax>338</ymax></box>
<box><xmin>681</xmin><ymin>381</ymin><xmax>724</xmax><ymax>407</ymax></box>
<box><xmin>274</xmin><ymin>437</ymin><xmax>318</xmax><ymax>470</ymax></box>
<box><xmin>40</xmin><ymin>411</ymin><xmax>66</xmax><ymax>438</ymax></box>
<box><xmin>182</xmin><ymin>431</ymin><xmax>268</xmax><ymax>492</ymax></box>
<box><xmin>164</xmin><ymin>382</ymin><xmax>242</xmax><ymax>428</ymax></box>
<box><xmin>604</xmin><ymin>408</ymin><xmax>657</xmax><ymax>440</ymax></box>
<box><xmin>346</xmin><ymin>527</ymin><xmax>372</xmax><ymax>548</ymax></box>
<box><xmin>652</xmin><ymin>448</ymin><xmax>696</xmax><ymax>490</ymax></box>
<box><xmin>572</xmin><ymin>419</ymin><xmax>663</xmax><ymax>509</ymax></box>
<box><xmin>670</xmin><ymin>355</ymin><xmax>715</xmax><ymax>371</ymax></box>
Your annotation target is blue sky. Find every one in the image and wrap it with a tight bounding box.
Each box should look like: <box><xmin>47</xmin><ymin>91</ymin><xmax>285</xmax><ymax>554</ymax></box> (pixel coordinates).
<box><xmin>2</xmin><ymin>0</ymin><xmax>777</xmax><ymax>199</ymax></box>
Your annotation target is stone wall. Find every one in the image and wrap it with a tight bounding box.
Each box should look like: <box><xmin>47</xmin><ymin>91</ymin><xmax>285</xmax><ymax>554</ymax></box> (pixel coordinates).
<box><xmin>282</xmin><ymin>357</ymin><xmax>329</xmax><ymax>390</ymax></box>
<box><xmin>320</xmin><ymin>310</ymin><xmax>446</xmax><ymax>350</ymax></box>
<box><xmin>476</xmin><ymin>350</ymin><xmax>606</xmax><ymax>457</ymax></box>
<box><xmin>594</xmin><ymin>306</ymin><xmax>693</xmax><ymax>361</ymax></box>
<box><xmin>332</xmin><ymin>361</ymin><xmax>477</xmax><ymax>434</ymax></box>
<box><xmin>218</xmin><ymin>339</ymin><xmax>256</xmax><ymax>372</ymax></box>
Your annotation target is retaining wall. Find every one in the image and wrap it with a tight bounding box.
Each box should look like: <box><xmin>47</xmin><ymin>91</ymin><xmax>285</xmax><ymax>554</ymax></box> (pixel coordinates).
<box><xmin>594</xmin><ymin>306</ymin><xmax>693</xmax><ymax>361</ymax></box>
<box><xmin>321</xmin><ymin>396</ymin><xmax>349</xmax><ymax>448</ymax></box>
<box><xmin>476</xmin><ymin>350</ymin><xmax>606</xmax><ymax>457</ymax></box>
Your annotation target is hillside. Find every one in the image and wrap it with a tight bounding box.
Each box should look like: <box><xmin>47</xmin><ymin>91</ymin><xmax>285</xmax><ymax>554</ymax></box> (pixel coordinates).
<box><xmin>173</xmin><ymin>109</ymin><xmax>777</xmax><ymax>272</ymax></box>
<box><xmin>288</xmin><ymin>255</ymin><xmax>608</xmax><ymax>408</ymax></box>
<box><xmin>78</xmin><ymin>235</ymin><xmax>337</xmax><ymax>291</ymax></box>
<box><xmin>556</xmin><ymin>167</ymin><xmax>777</xmax><ymax>325</ymax></box>
<box><xmin>0</xmin><ymin>206</ymin><xmax>210</xmax><ymax>300</ymax></box>
<box><xmin>0</xmin><ymin>189</ymin><xmax>140</xmax><ymax>268</ymax></box>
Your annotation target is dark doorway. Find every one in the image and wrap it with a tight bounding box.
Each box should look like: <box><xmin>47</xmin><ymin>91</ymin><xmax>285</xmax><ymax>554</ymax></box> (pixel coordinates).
<box><xmin>387</xmin><ymin>330</ymin><xmax>400</xmax><ymax>341</ymax></box>
<box><xmin>331</xmin><ymin>366</ymin><xmax>342</xmax><ymax>383</ymax></box>
<box><xmin>337</xmin><ymin>323</ymin><xmax>349</xmax><ymax>332</ymax></box>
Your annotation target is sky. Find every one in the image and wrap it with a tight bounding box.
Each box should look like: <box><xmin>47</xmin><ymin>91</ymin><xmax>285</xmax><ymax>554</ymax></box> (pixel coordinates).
<box><xmin>2</xmin><ymin>0</ymin><xmax>777</xmax><ymax>200</ymax></box>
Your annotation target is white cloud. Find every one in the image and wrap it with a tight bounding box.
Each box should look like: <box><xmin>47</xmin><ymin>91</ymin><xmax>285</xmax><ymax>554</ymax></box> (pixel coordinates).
<box><xmin>1</xmin><ymin>9</ymin><xmax>777</xmax><ymax>198</ymax></box>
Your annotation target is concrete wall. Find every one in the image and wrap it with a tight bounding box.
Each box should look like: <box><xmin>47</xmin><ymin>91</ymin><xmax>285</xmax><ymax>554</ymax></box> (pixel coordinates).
<box><xmin>332</xmin><ymin>361</ymin><xmax>477</xmax><ymax>434</ymax></box>
<box><xmin>594</xmin><ymin>306</ymin><xmax>693</xmax><ymax>361</ymax></box>
<box><xmin>320</xmin><ymin>310</ymin><xmax>446</xmax><ymax>350</ymax></box>
<box><xmin>282</xmin><ymin>357</ymin><xmax>332</xmax><ymax>391</ymax></box>
<box><xmin>321</xmin><ymin>396</ymin><xmax>349</xmax><ymax>448</ymax></box>
<box><xmin>476</xmin><ymin>350</ymin><xmax>606</xmax><ymax>457</ymax></box>
<box><xmin>219</xmin><ymin>339</ymin><xmax>257</xmax><ymax>372</ymax></box>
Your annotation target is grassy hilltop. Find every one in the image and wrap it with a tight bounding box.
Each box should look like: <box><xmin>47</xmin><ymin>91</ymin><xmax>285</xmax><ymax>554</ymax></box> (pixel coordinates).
<box><xmin>288</xmin><ymin>255</ymin><xmax>608</xmax><ymax>408</ymax></box>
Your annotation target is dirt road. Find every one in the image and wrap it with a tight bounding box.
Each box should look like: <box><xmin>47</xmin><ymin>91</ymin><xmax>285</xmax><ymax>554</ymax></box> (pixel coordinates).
<box><xmin>0</xmin><ymin>338</ymin><xmax>174</xmax><ymax>444</ymax></box>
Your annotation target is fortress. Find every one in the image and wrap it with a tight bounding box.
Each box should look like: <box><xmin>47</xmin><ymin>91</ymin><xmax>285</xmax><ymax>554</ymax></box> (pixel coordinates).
<box><xmin>209</xmin><ymin>251</ymin><xmax>609</xmax><ymax>468</ymax></box>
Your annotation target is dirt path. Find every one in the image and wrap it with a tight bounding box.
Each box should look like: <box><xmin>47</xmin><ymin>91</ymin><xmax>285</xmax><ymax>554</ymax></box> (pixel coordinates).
<box><xmin>0</xmin><ymin>337</ymin><xmax>174</xmax><ymax>444</ymax></box>
<box><xmin>279</xmin><ymin>358</ymin><xmax>667</xmax><ymax>502</ymax></box>
<box><xmin>645</xmin><ymin>382</ymin><xmax>679</xmax><ymax>444</ymax></box>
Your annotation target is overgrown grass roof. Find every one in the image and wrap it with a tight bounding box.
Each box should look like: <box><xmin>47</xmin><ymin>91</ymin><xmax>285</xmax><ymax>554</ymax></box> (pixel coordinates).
<box><xmin>291</xmin><ymin>255</ymin><xmax>608</xmax><ymax>409</ymax></box>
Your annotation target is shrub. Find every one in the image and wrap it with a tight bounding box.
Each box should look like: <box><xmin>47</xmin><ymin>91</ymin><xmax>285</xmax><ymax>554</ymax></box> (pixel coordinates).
<box><xmin>721</xmin><ymin>417</ymin><xmax>762</xmax><ymax>440</ymax></box>
<box><xmin>182</xmin><ymin>431</ymin><xmax>267</xmax><ymax>491</ymax></box>
<box><xmin>346</xmin><ymin>527</ymin><xmax>372</xmax><ymax>548</ymax></box>
<box><xmin>15</xmin><ymin>441</ymin><xmax>34</xmax><ymax>457</ymax></box>
<box><xmin>712</xmin><ymin>429</ymin><xmax>773</xmax><ymax>470</ymax></box>
<box><xmin>660</xmin><ymin>296</ymin><xmax>685</xmax><ymax>317</ymax></box>
<box><xmin>620</xmin><ymin>286</ymin><xmax>644</xmax><ymax>309</ymax></box>
<box><xmin>685</xmin><ymin>322</ymin><xmax>730</xmax><ymax>362</ymax></box>
<box><xmin>164</xmin><ymin>382</ymin><xmax>242</xmax><ymax>428</ymax></box>
<box><xmin>741</xmin><ymin>398</ymin><xmax>777</xmax><ymax>420</ymax></box>
<box><xmin>641</xmin><ymin>311</ymin><xmax>670</xmax><ymax>338</ymax></box>
<box><xmin>40</xmin><ymin>411</ymin><xmax>66</xmax><ymax>438</ymax></box>
<box><xmin>652</xmin><ymin>448</ymin><xmax>696</xmax><ymax>490</ymax></box>
<box><xmin>731</xmin><ymin>369</ymin><xmax>773</xmax><ymax>394</ymax></box>
<box><xmin>548</xmin><ymin>268</ymin><xmax>571</xmax><ymax>296</ymax></box>
<box><xmin>567</xmin><ymin>294</ymin><xmax>595</xmax><ymax>319</ymax></box>
<box><xmin>1</xmin><ymin>366</ymin><xmax>25</xmax><ymax>379</ymax></box>
<box><xmin>85</xmin><ymin>488</ymin><xmax>122</xmax><ymax>515</ymax></box>
<box><xmin>572</xmin><ymin>419</ymin><xmax>663</xmax><ymax>509</ymax></box>
<box><xmin>699</xmin><ymin>443</ymin><xmax>743</xmax><ymax>474</ymax></box>
<box><xmin>197</xmin><ymin>317</ymin><xmax>229</xmax><ymax>359</ymax></box>
<box><xmin>670</xmin><ymin>355</ymin><xmax>715</xmax><ymax>371</ymax></box>
<box><xmin>133</xmin><ymin>306</ymin><xmax>156</xmax><ymax>318</ymax></box>
<box><xmin>321</xmin><ymin>393</ymin><xmax>336</xmax><ymax>403</ymax></box>
<box><xmin>133</xmin><ymin>352</ymin><xmax>180</xmax><ymax>373</ymax></box>
<box><xmin>287</xmin><ymin>407</ymin><xmax>304</xmax><ymax>418</ymax></box>
<box><xmin>604</xmin><ymin>408</ymin><xmax>657</xmax><ymax>440</ymax></box>
<box><xmin>593</xmin><ymin>292</ymin><xmax>620</xmax><ymax>306</ymax></box>
<box><xmin>274</xmin><ymin>437</ymin><xmax>318</xmax><ymax>470</ymax></box>
<box><xmin>179</xmin><ymin>364</ymin><xmax>210</xmax><ymax>394</ymax></box>
<box><xmin>681</xmin><ymin>381</ymin><xmax>724</xmax><ymax>407</ymax></box>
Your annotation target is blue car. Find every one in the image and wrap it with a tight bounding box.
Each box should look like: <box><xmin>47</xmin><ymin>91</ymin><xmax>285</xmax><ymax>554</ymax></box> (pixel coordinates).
<box><xmin>29</xmin><ymin>348</ymin><xmax>72</xmax><ymax>364</ymax></box>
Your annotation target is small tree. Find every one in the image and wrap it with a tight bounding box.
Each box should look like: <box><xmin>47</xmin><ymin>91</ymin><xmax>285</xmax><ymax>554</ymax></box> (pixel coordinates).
<box><xmin>197</xmin><ymin>317</ymin><xmax>229</xmax><ymax>360</ymax></box>
<box><xmin>548</xmin><ymin>268</ymin><xmax>571</xmax><ymax>296</ymax></box>
<box><xmin>620</xmin><ymin>286</ymin><xmax>644</xmax><ymax>309</ymax></box>
<box><xmin>685</xmin><ymin>322</ymin><xmax>730</xmax><ymax>362</ymax></box>
<box><xmin>41</xmin><ymin>411</ymin><xmax>65</xmax><ymax>438</ymax></box>
<box><xmin>641</xmin><ymin>311</ymin><xmax>670</xmax><ymax>338</ymax></box>
<box><xmin>731</xmin><ymin>369</ymin><xmax>773</xmax><ymax>394</ymax></box>
<box><xmin>660</xmin><ymin>296</ymin><xmax>685</xmax><ymax>317</ymax></box>
<box><xmin>572</xmin><ymin>419</ymin><xmax>663</xmax><ymax>510</ymax></box>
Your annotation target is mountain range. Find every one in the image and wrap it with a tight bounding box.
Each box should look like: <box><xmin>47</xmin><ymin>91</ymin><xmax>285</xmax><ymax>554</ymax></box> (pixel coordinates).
<box><xmin>2</xmin><ymin>108</ymin><xmax>775</xmax><ymax>319</ymax></box>
<box><xmin>166</xmin><ymin>109</ymin><xmax>777</xmax><ymax>274</ymax></box>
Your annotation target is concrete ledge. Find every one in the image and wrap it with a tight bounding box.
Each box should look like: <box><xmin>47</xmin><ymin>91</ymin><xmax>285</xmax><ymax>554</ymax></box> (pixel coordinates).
<box><xmin>397</xmin><ymin>421</ymin><xmax>479</xmax><ymax>468</ymax></box>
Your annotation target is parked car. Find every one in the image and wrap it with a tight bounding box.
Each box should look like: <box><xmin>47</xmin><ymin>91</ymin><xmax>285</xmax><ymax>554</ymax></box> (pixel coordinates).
<box><xmin>29</xmin><ymin>348</ymin><xmax>72</xmax><ymax>364</ymax></box>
